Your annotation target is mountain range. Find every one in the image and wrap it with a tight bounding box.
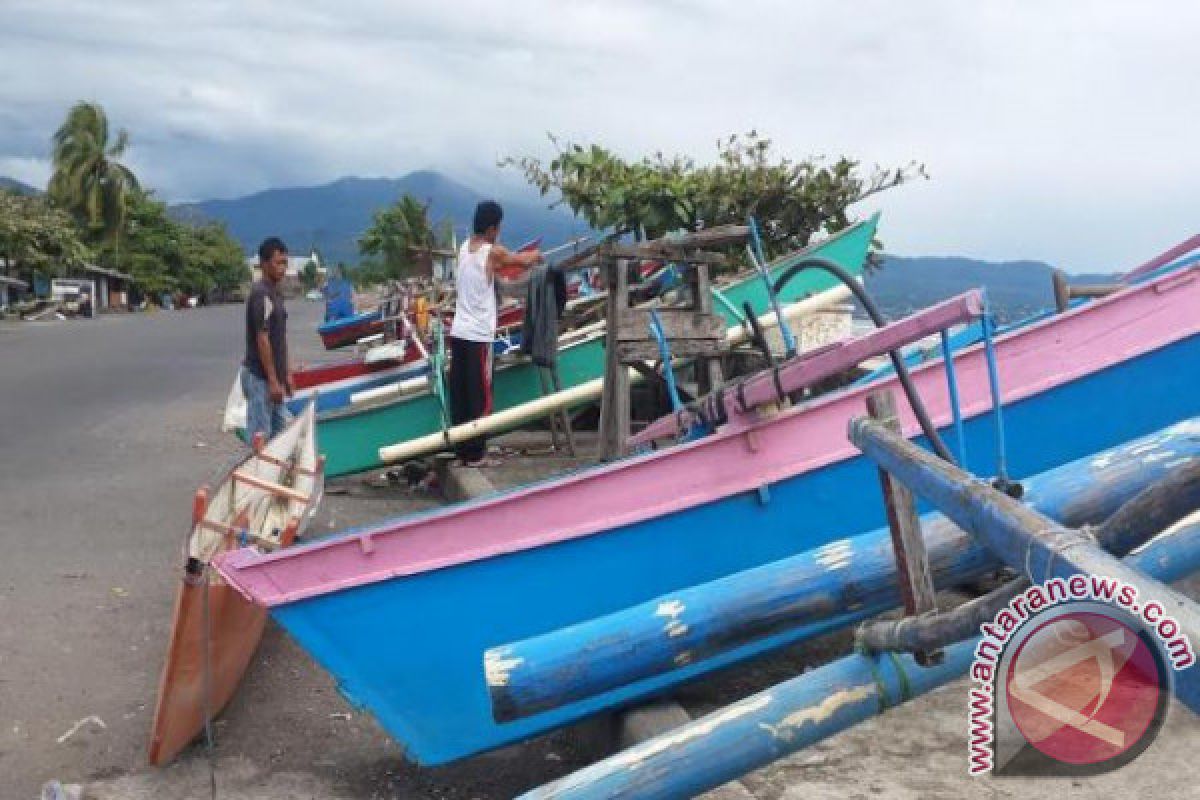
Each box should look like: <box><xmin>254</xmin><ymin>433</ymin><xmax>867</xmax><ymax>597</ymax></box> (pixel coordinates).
<box><xmin>866</xmin><ymin>256</ymin><xmax>1114</xmax><ymax>323</ymax></box>
<box><xmin>3</xmin><ymin>169</ymin><xmax>1117</xmax><ymax>320</ymax></box>
<box><xmin>0</xmin><ymin>176</ymin><xmax>40</xmax><ymax>195</ymax></box>
<box><xmin>171</xmin><ymin>170</ymin><xmax>589</xmax><ymax>265</ymax></box>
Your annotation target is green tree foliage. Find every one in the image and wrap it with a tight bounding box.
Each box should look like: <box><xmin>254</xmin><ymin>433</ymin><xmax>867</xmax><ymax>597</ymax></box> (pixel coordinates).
<box><xmin>0</xmin><ymin>190</ymin><xmax>91</xmax><ymax>279</ymax></box>
<box><xmin>300</xmin><ymin>259</ymin><xmax>320</xmax><ymax>290</ymax></box>
<box><xmin>95</xmin><ymin>190</ymin><xmax>247</xmax><ymax>296</ymax></box>
<box><xmin>504</xmin><ymin>131</ymin><xmax>925</xmax><ymax>258</ymax></box>
<box><xmin>48</xmin><ymin>102</ymin><xmax>140</xmax><ymax>245</ymax></box>
<box><xmin>358</xmin><ymin>194</ymin><xmax>441</xmax><ymax>280</ymax></box>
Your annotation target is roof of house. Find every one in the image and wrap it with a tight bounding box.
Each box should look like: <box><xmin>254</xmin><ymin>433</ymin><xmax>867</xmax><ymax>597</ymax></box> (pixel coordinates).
<box><xmin>0</xmin><ymin>275</ymin><xmax>29</xmax><ymax>289</ymax></box>
<box><xmin>81</xmin><ymin>263</ymin><xmax>133</xmax><ymax>281</ymax></box>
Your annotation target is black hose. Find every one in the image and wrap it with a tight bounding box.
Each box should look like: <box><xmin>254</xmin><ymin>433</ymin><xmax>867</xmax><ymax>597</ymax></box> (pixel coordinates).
<box><xmin>772</xmin><ymin>256</ymin><xmax>955</xmax><ymax>464</ymax></box>
<box><xmin>742</xmin><ymin>301</ymin><xmax>777</xmax><ymax>368</ymax></box>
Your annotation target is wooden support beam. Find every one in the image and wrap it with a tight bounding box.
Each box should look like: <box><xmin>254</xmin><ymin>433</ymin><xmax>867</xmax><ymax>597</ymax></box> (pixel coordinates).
<box><xmin>598</xmin><ymin>259</ymin><xmax>632</xmax><ymax>460</ymax></box>
<box><xmin>232</xmin><ymin>471</ymin><xmax>310</xmax><ymax>505</ymax></box>
<box><xmin>692</xmin><ymin>259</ymin><xmax>724</xmax><ymax>395</ymax></box>
<box><xmin>865</xmin><ymin>390</ymin><xmax>941</xmax><ymax>666</ymax></box>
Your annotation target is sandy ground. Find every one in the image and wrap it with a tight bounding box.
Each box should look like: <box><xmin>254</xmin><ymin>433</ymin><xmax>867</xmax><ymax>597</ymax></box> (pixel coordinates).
<box><xmin>2</xmin><ymin>302</ymin><xmax>1198</xmax><ymax>799</ymax></box>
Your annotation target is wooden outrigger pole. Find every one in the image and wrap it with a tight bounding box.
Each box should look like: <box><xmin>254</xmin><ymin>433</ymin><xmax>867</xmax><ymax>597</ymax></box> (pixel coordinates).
<box><xmin>516</xmin><ymin>517</ymin><xmax>1200</xmax><ymax>800</ymax></box>
<box><xmin>485</xmin><ymin>418</ymin><xmax>1200</xmax><ymax>721</ymax></box>
<box><xmin>849</xmin><ymin>416</ymin><xmax>1200</xmax><ymax>712</ymax></box>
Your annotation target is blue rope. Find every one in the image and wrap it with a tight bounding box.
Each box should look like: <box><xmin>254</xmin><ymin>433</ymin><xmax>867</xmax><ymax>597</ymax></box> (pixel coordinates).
<box><xmin>748</xmin><ymin>216</ymin><xmax>797</xmax><ymax>358</ymax></box>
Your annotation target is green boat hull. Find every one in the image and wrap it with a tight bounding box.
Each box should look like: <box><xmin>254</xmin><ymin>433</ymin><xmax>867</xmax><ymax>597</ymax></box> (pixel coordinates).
<box><xmin>318</xmin><ymin>214</ymin><xmax>879</xmax><ymax>477</ymax></box>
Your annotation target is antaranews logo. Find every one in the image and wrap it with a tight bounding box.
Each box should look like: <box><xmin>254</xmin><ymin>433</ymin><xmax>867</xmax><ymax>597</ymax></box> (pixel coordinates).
<box><xmin>967</xmin><ymin>575</ymin><xmax>1194</xmax><ymax>777</ymax></box>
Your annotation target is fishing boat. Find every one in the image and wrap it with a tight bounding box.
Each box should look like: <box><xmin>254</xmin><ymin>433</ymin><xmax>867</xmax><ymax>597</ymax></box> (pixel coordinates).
<box><xmin>317</xmin><ymin>301</ymin><xmax>526</xmax><ymax>351</ymax></box>
<box><xmin>148</xmin><ymin>401</ymin><xmax>323</xmax><ymax>765</ymax></box>
<box><xmin>214</xmin><ymin>251</ymin><xmax>1200</xmax><ymax>764</ymax></box>
<box><xmin>293</xmin><ymin>352</ymin><xmax>413</xmax><ymax>389</ymax></box>
<box><xmin>315</xmin><ymin>215</ymin><xmax>880</xmax><ymax>477</ymax></box>
<box><xmin>317</xmin><ymin>307</ymin><xmax>385</xmax><ymax>350</ymax></box>
<box><xmin>290</xmin><ymin>357</ymin><xmax>431</xmax><ymax>415</ymax></box>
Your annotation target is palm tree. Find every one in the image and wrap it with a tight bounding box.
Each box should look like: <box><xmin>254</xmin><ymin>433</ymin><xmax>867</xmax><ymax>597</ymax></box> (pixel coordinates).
<box><xmin>48</xmin><ymin>102</ymin><xmax>139</xmax><ymax>253</ymax></box>
<box><xmin>358</xmin><ymin>194</ymin><xmax>437</xmax><ymax>279</ymax></box>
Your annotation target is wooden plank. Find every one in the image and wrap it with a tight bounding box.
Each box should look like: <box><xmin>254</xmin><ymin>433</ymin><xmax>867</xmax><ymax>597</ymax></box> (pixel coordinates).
<box><xmin>865</xmin><ymin>390</ymin><xmax>941</xmax><ymax>666</ymax></box>
<box><xmin>615</xmin><ymin>309</ymin><xmax>725</xmax><ymax>342</ymax></box>
<box><xmin>232</xmin><ymin>471</ymin><xmax>310</xmax><ymax>505</ymax></box>
<box><xmin>251</xmin><ymin>450</ymin><xmax>320</xmax><ymax>477</ymax></box>
<box><xmin>617</xmin><ymin>339</ymin><xmax>723</xmax><ymax>363</ymax></box>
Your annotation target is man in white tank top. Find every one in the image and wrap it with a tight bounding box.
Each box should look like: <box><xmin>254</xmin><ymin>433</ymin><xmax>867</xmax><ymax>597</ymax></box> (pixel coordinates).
<box><xmin>448</xmin><ymin>201</ymin><xmax>543</xmax><ymax>465</ymax></box>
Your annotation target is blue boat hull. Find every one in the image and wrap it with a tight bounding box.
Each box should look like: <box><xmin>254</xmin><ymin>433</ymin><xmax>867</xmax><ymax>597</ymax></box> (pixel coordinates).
<box><xmin>272</xmin><ymin>332</ymin><xmax>1200</xmax><ymax>764</ymax></box>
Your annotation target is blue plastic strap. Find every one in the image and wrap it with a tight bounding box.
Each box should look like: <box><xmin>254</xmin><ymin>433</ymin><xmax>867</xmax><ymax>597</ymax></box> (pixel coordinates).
<box><xmin>940</xmin><ymin>330</ymin><xmax>968</xmax><ymax>468</ymax></box>
<box><xmin>648</xmin><ymin>309</ymin><xmax>684</xmax><ymax>413</ymax></box>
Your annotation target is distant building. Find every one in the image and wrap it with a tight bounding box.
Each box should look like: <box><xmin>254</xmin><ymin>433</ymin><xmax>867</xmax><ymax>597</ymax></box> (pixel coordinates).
<box><xmin>246</xmin><ymin>250</ymin><xmax>325</xmax><ymax>295</ymax></box>
<box><xmin>0</xmin><ymin>274</ymin><xmax>28</xmax><ymax>312</ymax></box>
<box><xmin>75</xmin><ymin>263</ymin><xmax>133</xmax><ymax>311</ymax></box>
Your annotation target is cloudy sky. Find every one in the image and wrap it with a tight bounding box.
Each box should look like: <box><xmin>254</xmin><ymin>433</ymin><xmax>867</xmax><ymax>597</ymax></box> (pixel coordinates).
<box><xmin>1</xmin><ymin>0</ymin><xmax>1195</xmax><ymax>271</ymax></box>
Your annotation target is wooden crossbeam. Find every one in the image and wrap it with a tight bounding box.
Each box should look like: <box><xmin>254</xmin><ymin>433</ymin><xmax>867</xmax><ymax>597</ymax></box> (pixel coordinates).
<box><xmin>196</xmin><ymin>518</ymin><xmax>277</xmax><ymax>550</ymax></box>
<box><xmin>232</xmin><ymin>471</ymin><xmax>310</xmax><ymax>505</ymax></box>
<box><xmin>616</xmin><ymin>339</ymin><xmax>724</xmax><ymax>363</ymax></box>
<box><xmin>251</xmin><ymin>450</ymin><xmax>321</xmax><ymax>477</ymax></box>
<box><xmin>616</xmin><ymin>309</ymin><xmax>725</xmax><ymax>343</ymax></box>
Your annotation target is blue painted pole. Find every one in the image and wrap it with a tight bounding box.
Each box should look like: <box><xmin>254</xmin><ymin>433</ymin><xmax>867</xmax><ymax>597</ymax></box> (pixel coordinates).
<box><xmin>648</xmin><ymin>309</ymin><xmax>683</xmax><ymax>412</ymax></box>
<box><xmin>979</xmin><ymin>299</ymin><xmax>1009</xmax><ymax>484</ymax></box>
<box><xmin>518</xmin><ymin>521</ymin><xmax>1200</xmax><ymax>800</ymax></box>
<box><xmin>748</xmin><ymin>217</ymin><xmax>797</xmax><ymax>358</ymax></box>
<box><xmin>940</xmin><ymin>329</ymin><xmax>968</xmax><ymax>468</ymax></box>
<box><xmin>849</xmin><ymin>416</ymin><xmax>1200</xmax><ymax>713</ymax></box>
<box><xmin>486</xmin><ymin>419</ymin><xmax>1200</xmax><ymax>722</ymax></box>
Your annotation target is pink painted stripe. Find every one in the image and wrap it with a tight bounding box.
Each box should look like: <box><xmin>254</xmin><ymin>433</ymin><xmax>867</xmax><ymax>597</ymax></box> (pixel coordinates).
<box><xmin>214</xmin><ymin>266</ymin><xmax>1200</xmax><ymax>608</ymax></box>
<box><xmin>1122</xmin><ymin>233</ymin><xmax>1200</xmax><ymax>281</ymax></box>
<box><xmin>631</xmin><ymin>291</ymin><xmax>985</xmax><ymax>446</ymax></box>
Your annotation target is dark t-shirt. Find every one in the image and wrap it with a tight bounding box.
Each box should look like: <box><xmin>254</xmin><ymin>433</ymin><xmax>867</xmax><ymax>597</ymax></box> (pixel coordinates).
<box><xmin>243</xmin><ymin>280</ymin><xmax>288</xmax><ymax>381</ymax></box>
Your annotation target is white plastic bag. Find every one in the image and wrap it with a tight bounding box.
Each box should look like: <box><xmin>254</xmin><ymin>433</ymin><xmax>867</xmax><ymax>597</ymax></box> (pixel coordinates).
<box><xmin>222</xmin><ymin>370</ymin><xmax>247</xmax><ymax>432</ymax></box>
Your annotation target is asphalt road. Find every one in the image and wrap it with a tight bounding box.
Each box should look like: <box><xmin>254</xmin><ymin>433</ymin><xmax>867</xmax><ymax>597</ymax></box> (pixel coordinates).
<box><xmin>0</xmin><ymin>304</ymin><xmax>301</xmax><ymax>796</ymax></box>
<box><xmin>3</xmin><ymin>303</ymin><xmax>1199</xmax><ymax>799</ymax></box>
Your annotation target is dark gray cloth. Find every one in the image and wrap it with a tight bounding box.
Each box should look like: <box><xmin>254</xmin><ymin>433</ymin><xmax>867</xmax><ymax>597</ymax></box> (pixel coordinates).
<box><xmin>519</xmin><ymin>264</ymin><xmax>566</xmax><ymax>367</ymax></box>
<box><xmin>243</xmin><ymin>279</ymin><xmax>288</xmax><ymax>380</ymax></box>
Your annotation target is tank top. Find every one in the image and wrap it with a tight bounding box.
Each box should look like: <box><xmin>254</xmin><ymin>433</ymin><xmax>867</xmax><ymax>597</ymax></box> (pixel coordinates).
<box><xmin>450</xmin><ymin>240</ymin><xmax>496</xmax><ymax>342</ymax></box>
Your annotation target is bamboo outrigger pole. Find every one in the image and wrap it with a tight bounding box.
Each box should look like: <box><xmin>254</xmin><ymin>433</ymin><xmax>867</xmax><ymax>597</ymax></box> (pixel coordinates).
<box><xmin>517</xmin><ymin>519</ymin><xmax>1200</xmax><ymax>800</ymax></box>
<box><xmin>376</xmin><ymin>285</ymin><xmax>852</xmax><ymax>464</ymax></box>
<box><xmin>485</xmin><ymin>421</ymin><xmax>1200</xmax><ymax>721</ymax></box>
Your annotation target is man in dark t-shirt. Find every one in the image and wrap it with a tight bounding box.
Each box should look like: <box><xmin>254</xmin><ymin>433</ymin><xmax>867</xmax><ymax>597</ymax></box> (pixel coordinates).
<box><xmin>240</xmin><ymin>237</ymin><xmax>293</xmax><ymax>442</ymax></box>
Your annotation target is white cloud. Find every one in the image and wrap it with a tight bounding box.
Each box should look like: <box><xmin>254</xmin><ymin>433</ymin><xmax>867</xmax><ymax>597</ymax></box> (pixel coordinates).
<box><xmin>0</xmin><ymin>0</ymin><xmax>1195</xmax><ymax>271</ymax></box>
